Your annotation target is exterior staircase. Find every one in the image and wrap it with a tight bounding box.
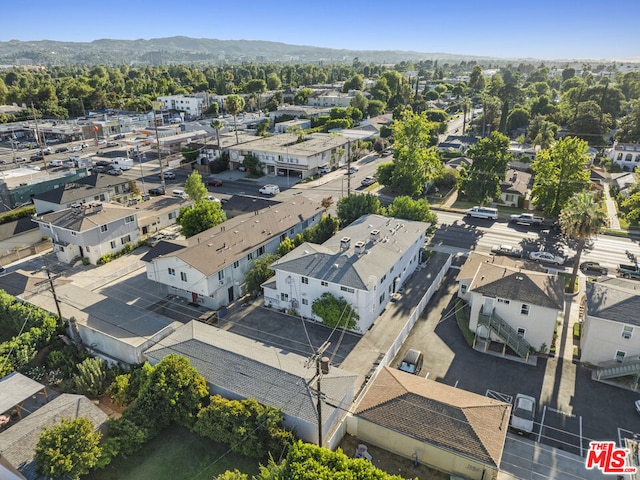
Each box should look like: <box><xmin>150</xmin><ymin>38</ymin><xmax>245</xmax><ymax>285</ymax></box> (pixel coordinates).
<box><xmin>478</xmin><ymin>306</ymin><xmax>533</xmax><ymax>361</ymax></box>
<box><xmin>596</xmin><ymin>360</ymin><xmax>640</xmax><ymax>382</ymax></box>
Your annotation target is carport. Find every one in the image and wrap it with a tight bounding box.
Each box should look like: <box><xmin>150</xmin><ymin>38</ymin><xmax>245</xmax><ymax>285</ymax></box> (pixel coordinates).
<box><xmin>0</xmin><ymin>372</ymin><xmax>48</xmax><ymax>420</ymax></box>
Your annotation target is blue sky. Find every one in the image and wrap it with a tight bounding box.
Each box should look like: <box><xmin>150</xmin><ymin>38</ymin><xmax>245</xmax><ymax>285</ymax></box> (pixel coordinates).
<box><xmin>4</xmin><ymin>0</ymin><xmax>639</xmax><ymax>60</ymax></box>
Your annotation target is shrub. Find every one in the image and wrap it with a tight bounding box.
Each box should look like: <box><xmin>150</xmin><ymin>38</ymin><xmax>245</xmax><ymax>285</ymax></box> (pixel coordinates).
<box><xmin>573</xmin><ymin>322</ymin><xmax>581</xmax><ymax>339</ymax></box>
<box><xmin>73</xmin><ymin>357</ymin><xmax>107</xmax><ymax>398</ymax></box>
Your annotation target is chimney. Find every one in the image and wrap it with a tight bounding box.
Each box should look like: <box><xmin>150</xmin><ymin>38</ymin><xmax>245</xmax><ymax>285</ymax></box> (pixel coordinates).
<box><xmin>340</xmin><ymin>237</ymin><xmax>351</xmax><ymax>250</ymax></box>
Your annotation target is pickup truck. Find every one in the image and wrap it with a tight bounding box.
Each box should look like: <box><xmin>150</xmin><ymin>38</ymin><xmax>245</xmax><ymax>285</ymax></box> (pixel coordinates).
<box><xmin>618</xmin><ymin>264</ymin><xmax>640</xmax><ymax>279</ymax></box>
<box><xmin>509</xmin><ymin>213</ymin><xmax>544</xmax><ymax>226</ymax></box>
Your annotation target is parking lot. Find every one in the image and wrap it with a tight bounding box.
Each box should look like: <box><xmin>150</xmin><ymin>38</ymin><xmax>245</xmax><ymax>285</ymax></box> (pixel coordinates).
<box><xmin>397</xmin><ymin>261</ymin><xmax>640</xmax><ymax>458</ymax></box>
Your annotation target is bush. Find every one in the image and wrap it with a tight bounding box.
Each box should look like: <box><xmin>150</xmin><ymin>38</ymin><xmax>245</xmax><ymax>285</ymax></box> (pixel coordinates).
<box><xmin>0</xmin><ymin>205</ymin><xmax>36</xmax><ymax>225</ymax></box>
<box><xmin>573</xmin><ymin>322</ymin><xmax>581</xmax><ymax>339</ymax></box>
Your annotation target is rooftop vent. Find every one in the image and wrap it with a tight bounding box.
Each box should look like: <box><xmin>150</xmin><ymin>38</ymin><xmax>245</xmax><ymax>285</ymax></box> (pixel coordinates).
<box><xmin>354</xmin><ymin>241</ymin><xmax>366</xmax><ymax>255</ymax></box>
<box><xmin>340</xmin><ymin>237</ymin><xmax>351</xmax><ymax>250</ymax></box>
<box><xmin>370</xmin><ymin>229</ymin><xmax>380</xmax><ymax>242</ymax></box>
<box><xmin>92</xmin><ymin>203</ymin><xmax>103</xmax><ymax>213</ymax></box>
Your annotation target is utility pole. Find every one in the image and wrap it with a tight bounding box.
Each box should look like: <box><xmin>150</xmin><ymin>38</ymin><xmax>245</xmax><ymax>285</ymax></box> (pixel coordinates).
<box><xmin>152</xmin><ymin>102</ymin><xmax>166</xmax><ymax>192</ymax></box>
<box><xmin>35</xmin><ymin>267</ymin><xmax>63</xmax><ymax>325</ymax></box>
<box><xmin>346</xmin><ymin>141</ymin><xmax>351</xmax><ymax>196</ymax></box>
<box><xmin>308</xmin><ymin>341</ymin><xmax>330</xmax><ymax>448</ymax></box>
<box><xmin>31</xmin><ymin>102</ymin><xmax>48</xmax><ymax>171</ymax></box>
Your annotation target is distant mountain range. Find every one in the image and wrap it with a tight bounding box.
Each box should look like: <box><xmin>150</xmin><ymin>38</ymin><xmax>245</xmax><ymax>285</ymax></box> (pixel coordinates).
<box><xmin>0</xmin><ymin>36</ymin><xmax>540</xmax><ymax>66</ymax></box>
<box><xmin>0</xmin><ymin>36</ymin><xmax>636</xmax><ymax>66</ymax></box>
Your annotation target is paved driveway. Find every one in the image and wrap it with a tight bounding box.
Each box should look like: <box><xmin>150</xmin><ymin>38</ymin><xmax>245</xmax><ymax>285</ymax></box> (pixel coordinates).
<box><xmin>398</xmin><ymin>267</ymin><xmax>640</xmax><ymax>457</ymax></box>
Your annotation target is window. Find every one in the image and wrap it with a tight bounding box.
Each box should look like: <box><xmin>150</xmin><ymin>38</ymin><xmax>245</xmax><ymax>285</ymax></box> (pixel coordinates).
<box><xmin>623</xmin><ymin>326</ymin><xmax>633</xmax><ymax>340</ymax></box>
<box><xmin>233</xmin><ymin>261</ymin><xmax>240</xmax><ymax>269</ymax></box>
<box><xmin>520</xmin><ymin>304</ymin><xmax>530</xmax><ymax>316</ymax></box>
<box><xmin>381</xmin><ymin>274</ymin><xmax>387</xmax><ymax>283</ymax></box>
<box><xmin>257</xmin><ymin>246</ymin><xmax>265</xmax><ymax>256</ymax></box>
<box><xmin>121</xmin><ymin>235</ymin><xmax>131</xmax><ymax>245</ymax></box>
<box><xmin>70</xmin><ymin>231</ymin><xmax>77</xmax><ymax>236</ymax></box>
<box><xmin>321</xmin><ymin>281</ymin><xmax>328</xmax><ymax>287</ymax></box>
<box><xmin>517</xmin><ymin>328</ymin><xmax>526</xmax><ymax>338</ymax></box>
<box><xmin>180</xmin><ymin>272</ymin><xmax>187</xmax><ymax>282</ymax></box>
<box><xmin>280</xmin><ymin>234</ymin><xmax>286</xmax><ymax>243</ymax></box>
<box><xmin>218</xmin><ymin>271</ymin><xmax>225</xmax><ymax>281</ymax></box>
<box><xmin>43</xmin><ymin>224</ymin><xmax>50</xmax><ymax>229</ymax></box>
<box><xmin>289</xmin><ymin>228</ymin><xmax>294</xmax><ymax>235</ymax></box>
<box><xmin>168</xmin><ymin>268</ymin><xmax>176</xmax><ymax>276</ymax></box>
<box><xmin>379</xmin><ymin>293</ymin><xmax>385</xmax><ymax>304</ymax></box>
<box><xmin>340</xmin><ymin>286</ymin><xmax>355</xmax><ymax>294</ymax></box>
<box><xmin>247</xmin><ymin>253</ymin><xmax>253</xmax><ymax>261</ymax></box>
<box><xmin>460</xmin><ymin>284</ymin><xmax>468</xmax><ymax>294</ymax></box>
<box><xmin>302</xmin><ymin>220</ymin><xmax>309</xmax><ymax>228</ymax></box>
<box><xmin>125</xmin><ymin>215</ymin><xmax>134</xmax><ymax>224</ymax></box>
<box><xmin>110</xmin><ymin>241</ymin><xmax>116</xmax><ymax>249</ymax></box>
<box><xmin>281</xmin><ymin>293</ymin><xmax>289</xmax><ymax>301</ymax></box>
<box><xmin>616</xmin><ymin>350</ymin><xmax>626</xmax><ymax>363</ymax></box>
<box><xmin>497</xmin><ymin>298</ymin><xmax>510</xmax><ymax>304</ymax></box>
<box><xmin>301</xmin><ymin>277</ymin><xmax>308</xmax><ymax>284</ymax></box>
<box><xmin>168</xmin><ymin>212</ymin><xmax>176</xmax><ymax>220</ymax></box>
<box><xmin>302</xmin><ymin>298</ymin><xmax>308</xmax><ymax>305</ymax></box>
<box><xmin>100</xmin><ymin>225</ymin><xmax>108</xmax><ymax>233</ymax></box>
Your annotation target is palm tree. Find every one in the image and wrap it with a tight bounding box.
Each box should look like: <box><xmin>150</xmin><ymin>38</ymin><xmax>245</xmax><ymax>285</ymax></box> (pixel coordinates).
<box><xmin>210</xmin><ymin>119</ymin><xmax>223</xmax><ymax>149</ymax></box>
<box><xmin>559</xmin><ymin>192</ymin><xmax>609</xmax><ymax>293</ymax></box>
<box><xmin>224</xmin><ymin>94</ymin><xmax>245</xmax><ymax>145</ymax></box>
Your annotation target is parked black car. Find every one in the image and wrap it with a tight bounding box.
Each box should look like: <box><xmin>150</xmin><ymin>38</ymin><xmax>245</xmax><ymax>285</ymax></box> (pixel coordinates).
<box><xmin>580</xmin><ymin>261</ymin><xmax>609</xmax><ymax>276</ymax></box>
<box><xmin>148</xmin><ymin>187</ymin><xmax>165</xmax><ymax>196</ymax></box>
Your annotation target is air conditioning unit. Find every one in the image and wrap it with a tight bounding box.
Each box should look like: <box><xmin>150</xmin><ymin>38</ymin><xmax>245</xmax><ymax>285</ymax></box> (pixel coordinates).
<box><xmin>219</xmin><ymin>280</ymin><xmax>224</xmax><ymax>286</ymax></box>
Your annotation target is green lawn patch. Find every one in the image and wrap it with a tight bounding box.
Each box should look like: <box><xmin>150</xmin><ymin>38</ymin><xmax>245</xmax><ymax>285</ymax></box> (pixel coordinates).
<box><xmin>455</xmin><ymin>299</ymin><xmax>474</xmax><ymax>347</ymax></box>
<box><xmin>89</xmin><ymin>426</ymin><xmax>261</xmax><ymax>480</ymax></box>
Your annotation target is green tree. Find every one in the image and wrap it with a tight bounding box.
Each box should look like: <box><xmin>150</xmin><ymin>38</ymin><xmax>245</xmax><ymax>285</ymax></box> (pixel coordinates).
<box><xmin>124</xmin><ymin>354</ymin><xmax>208</xmax><ymax>436</ymax></box>
<box><xmin>293</xmin><ymin>88</ymin><xmax>312</xmax><ymax>105</ymax></box>
<box><xmin>531</xmin><ymin>136</ymin><xmax>591</xmax><ymax>217</ymax></box>
<box><xmin>181</xmin><ymin>146</ymin><xmax>199</xmax><ymax>163</ymax></box>
<box><xmin>224</xmin><ymin>94</ymin><xmax>245</xmax><ymax>144</ymax></box>
<box><xmin>336</xmin><ymin>194</ymin><xmax>382</xmax><ymax>228</ymax></box>
<box><xmin>367</xmin><ymin>99</ymin><xmax>386</xmax><ymax>117</ymax></box>
<box><xmin>311</xmin><ymin>293</ymin><xmax>358</xmax><ymax>329</ymax></box>
<box><xmin>73</xmin><ymin>356</ymin><xmax>107</xmax><ymax>398</ymax></box>
<box><xmin>566</xmin><ymin>100</ymin><xmax>611</xmax><ymax>145</ymax></box>
<box><xmin>244</xmin><ymin>253</ymin><xmax>279</xmax><ymax>294</ymax></box>
<box><xmin>178</xmin><ymin>201</ymin><xmax>226</xmax><ymax>238</ymax></box>
<box><xmin>210</xmin><ymin>119</ymin><xmax>224</xmax><ymax>148</ymax></box>
<box><xmin>184</xmin><ymin>170</ymin><xmax>208</xmax><ymax>203</ymax></box>
<box><xmin>387</xmin><ymin>196</ymin><xmax>437</xmax><ymax>233</ymax></box>
<box><xmin>389</xmin><ymin>110</ymin><xmax>441</xmax><ymax>196</ymax></box>
<box><xmin>266</xmin><ymin>73</ymin><xmax>282</xmax><ymax>91</ymax></box>
<box><xmin>350</xmin><ymin>91</ymin><xmax>369</xmax><ymax>118</ymax></box>
<box><xmin>278</xmin><ymin>237</ymin><xmax>296</xmax><ymax>256</ymax></box>
<box><xmin>254</xmin><ymin>441</ymin><xmax>406</xmax><ymax>480</ymax></box>
<box><xmin>506</xmin><ymin>107</ymin><xmax>530</xmax><ymax>132</ymax></box>
<box><xmin>34</xmin><ymin>417</ymin><xmax>103</xmax><ymax>480</ymax></box>
<box><xmin>527</xmin><ymin>115</ymin><xmax>558</xmax><ymax>150</ymax></box>
<box><xmin>244</xmin><ymin>78</ymin><xmax>267</xmax><ymax>94</ymax></box>
<box><xmin>621</xmin><ymin>190</ymin><xmax>640</xmax><ymax>222</ymax></box>
<box><xmin>216</xmin><ymin>470</ymin><xmax>249</xmax><ymax>480</ymax></box>
<box><xmin>193</xmin><ymin>395</ymin><xmax>294</xmax><ymax>459</ymax></box>
<box><xmin>615</xmin><ymin>103</ymin><xmax>640</xmax><ymax>143</ymax></box>
<box><xmin>559</xmin><ymin>192</ymin><xmax>608</xmax><ymax>293</ymax></box>
<box><xmin>463</xmin><ymin>132</ymin><xmax>512</xmax><ymax>203</ymax></box>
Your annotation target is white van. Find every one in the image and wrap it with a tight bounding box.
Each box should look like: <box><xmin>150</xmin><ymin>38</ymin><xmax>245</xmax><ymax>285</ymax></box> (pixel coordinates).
<box><xmin>319</xmin><ymin>164</ymin><xmax>331</xmax><ymax>174</ymax></box>
<box><xmin>259</xmin><ymin>184</ymin><xmax>280</xmax><ymax>196</ymax></box>
<box><xmin>465</xmin><ymin>206</ymin><xmax>498</xmax><ymax>220</ymax></box>
<box><xmin>111</xmin><ymin>158</ymin><xmax>133</xmax><ymax>171</ymax></box>
<box><xmin>172</xmin><ymin>189</ymin><xmax>188</xmax><ymax>199</ymax></box>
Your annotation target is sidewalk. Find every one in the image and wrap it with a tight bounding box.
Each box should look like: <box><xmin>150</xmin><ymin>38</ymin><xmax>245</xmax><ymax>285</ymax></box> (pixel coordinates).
<box><xmin>603</xmin><ymin>183</ymin><xmax>621</xmax><ymax>230</ymax></box>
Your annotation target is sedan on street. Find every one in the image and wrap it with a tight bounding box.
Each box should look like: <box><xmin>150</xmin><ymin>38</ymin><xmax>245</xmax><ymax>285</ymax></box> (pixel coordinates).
<box><xmin>346</xmin><ymin>166</ymin><xmax>359</xmax><ymax>174</ymax></box>
<box><xmin>580</xmin><ymin>261</ymin><xmax>609</xmax><ymax>276</ymax></box>
<box><xmin>491</xmin><ymin>245</ymin><xmax>523</xmax><ymax>258</ymax></box>
<box><xmin>161</xmin><ymin>171</ymin><xmax>176</xmax><ymax>180</ymax></box>
<box><xmin>206</xmin><ymin>177</ymin><xmax>223</xmax><ymax>186</ymax></box>
<box><xmin>529</xmin><ymin>251</ymin><xmax>565</xmax><ymax>265</ymax></box>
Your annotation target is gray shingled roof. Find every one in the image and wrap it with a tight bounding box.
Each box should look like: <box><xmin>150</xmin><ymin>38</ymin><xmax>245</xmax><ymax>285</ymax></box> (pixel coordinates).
<box><xmin>33</xmin><ymin>203</ymin><xmax>136</xmax><ymax>233</ymax></box>
<box><xmin>0</xmin><ymin>394</ymin><xmax>108</xmax><ymax>480</ymax></box>
<box><xmin>160</xmin><ymin>198</ymin><xmax>322</xmax><ymax>277</ymax></box>
<box><xmin>355</xmin><ymin>367</ymin><xmax>510</xmax><ymax>467</ymax></box>
<box><xmin>32</xmin><ymin>182</ymin><xmax>108</xmax><ymax>205</ymax></box>
<box><xmin>586</xmin><ymin>281</ymin><xmax>640</xmax><ymax>326</ymax></box>
<box><xmin>271</xmin><ymin>214</ymin><xmax>429</xmax><ymax>291</ymax></box>
<box><xmin>469</xmin><ymin>262</ymin><xmax>565</xmax><ymax>310</ymax></box>
<box><xmin>144</xmin><ymin>321</ymin><xmax>357</xmax><ymax>426</ymax></box>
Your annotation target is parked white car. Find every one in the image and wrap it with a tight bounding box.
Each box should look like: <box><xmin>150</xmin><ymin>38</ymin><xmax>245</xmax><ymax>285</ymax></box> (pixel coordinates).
<box><xmin>510</xmin><ymin>393</ymin><xmax>536</xmax><ymax>435</ymax></box>
<box><xmin>529</xmin><ymin>251</ymin><xmax>565</xmax><ymax>265</ymax></box>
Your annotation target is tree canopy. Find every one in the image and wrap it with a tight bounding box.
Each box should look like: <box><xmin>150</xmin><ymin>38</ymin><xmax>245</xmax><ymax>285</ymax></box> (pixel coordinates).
<box><xmin>184</xmin><ymin>170</ymin><xmax>208</xmax><ymax>203</ymax></box>
<box><xmin>531</xmin><ymin>136</ymin><xmax>591</xmax><ymax>217</ymax></box>
<box><xmin>387</xmin><ymin>196</ymin><xmax>437</xmax><ymax>234</ymax></box>
<box><xmin>244</xmin><ymin>253</ymin><xmax>279</xmax><ymax>294</ymax></box>
<box><xmin>336</xmin><ymin>194</ymin><xmax>382</xmax><ymax>228</ymax></box>
<box><xmin>178</xmin><ymin>201</ymin><xmax>226</xmax><ymax>238</ymax></box>
<box><xmin>387</xmin><ymin>110</ymin><xmax>441</xmax><ymax>196</ymax></box>
<box><xmin>463</xmin><ymin>131</ymin><xmax>511</xmax><ymax>203</ymax></box>
<box><xmin>311</xmin><ymin>292</ymin><xmax>358</xmax><ymax>329</ymax></box>
<box><xmin>35</xmin><ymin>417</ymin><xmax>103</xmax><ymax>480</ymax></box>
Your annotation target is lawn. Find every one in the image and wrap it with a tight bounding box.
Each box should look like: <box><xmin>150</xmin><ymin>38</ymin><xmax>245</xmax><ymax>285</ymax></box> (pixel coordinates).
<box><xmin>88</xmin><ymin>426</ymin><xmax>262</xmax><ymax>480</ymax></box>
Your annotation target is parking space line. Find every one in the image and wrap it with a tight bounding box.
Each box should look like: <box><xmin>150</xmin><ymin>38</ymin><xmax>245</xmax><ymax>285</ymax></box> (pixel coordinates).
<box><xmin>454</xmin><ymin>380</ymin><xmax>459</xmax><ymax>388</ymax></box>
<box><xmin>425</xmin><ymin>372</ymin><xmax>430</xmax><ymax>379</ymax></box>
<box><xmin>537</xmin><ymin>405</ymin><xmax>547</xmax><ymax>444</ymax></box>
<box><xmin>579</xmin><ymin>415</ymin><xmax>583</xmax><ymax>457</ymax></box>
